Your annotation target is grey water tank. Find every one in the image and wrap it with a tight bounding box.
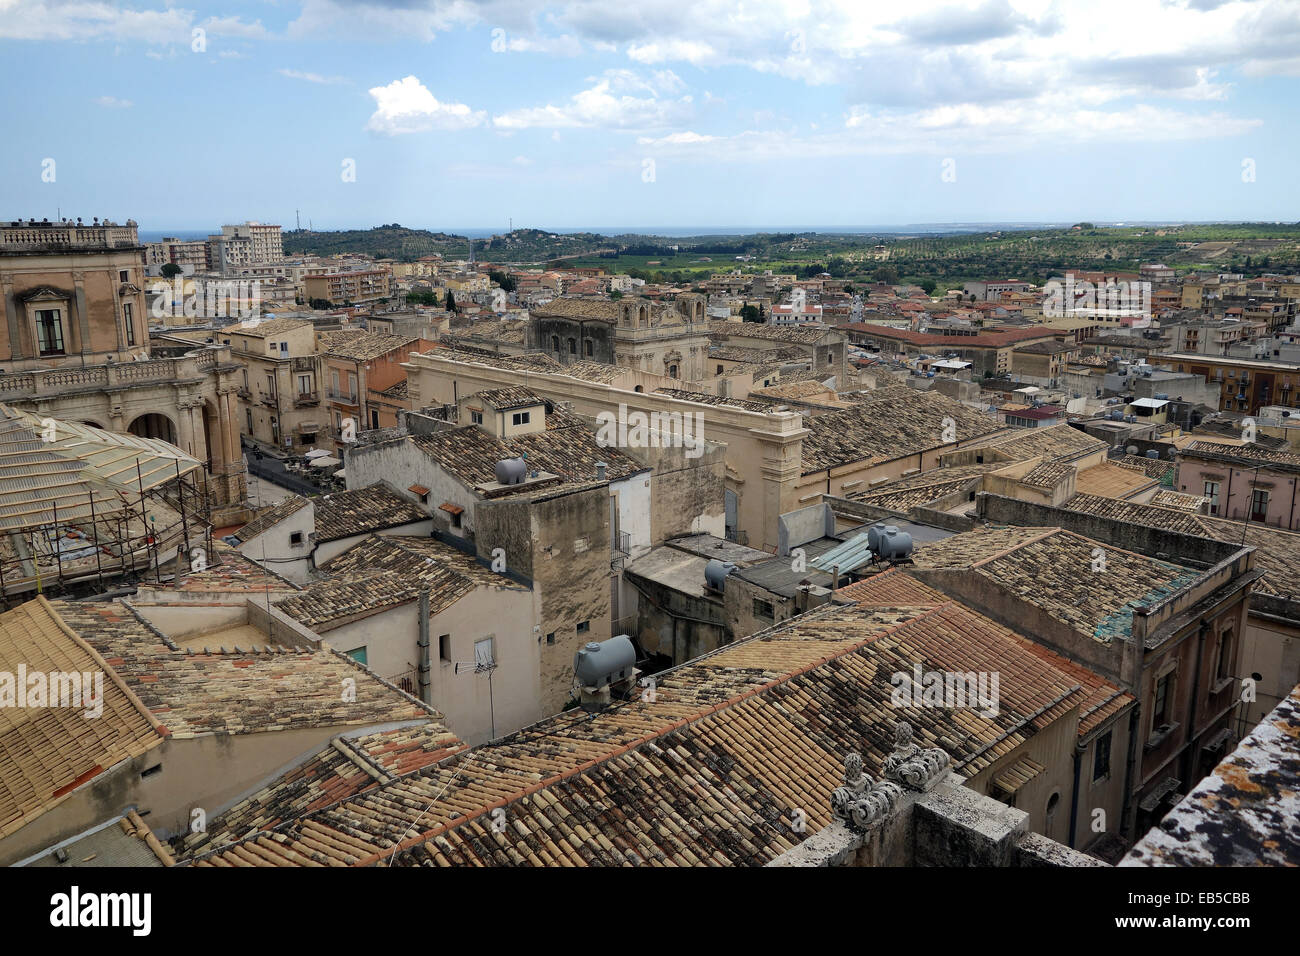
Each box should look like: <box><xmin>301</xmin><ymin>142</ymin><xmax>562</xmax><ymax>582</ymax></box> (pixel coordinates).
<box><xmin>573</xmin><ymin>635</ymin><xmax>636</xmax><ymax>689</ymax></box>
<box><xmin>1145</xmin><ymin>449</ymin><xmax>1160</xmax><ymax>459</ymax></box>
<box><xmin>867</xmin><ymin>523</ymin><xmax>890</xmax><ymax>552</ymax></box>
<box><xmin>876</xmin><ymin>527</ymin><xmax>914</xmax><ymax>561</ymax></box>
<box><xmin>494</xmin><ymin>455</ymin><xmax>528</xmax><ymax>485</ymax></box>
<box><xmin>705</xmin><ymin>559</ymin><xmax>737</xmax><ymax>591</ymax></box>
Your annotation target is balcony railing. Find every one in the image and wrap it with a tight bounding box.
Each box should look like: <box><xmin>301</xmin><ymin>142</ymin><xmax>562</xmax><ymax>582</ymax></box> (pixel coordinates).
<box><xmin>327</xmin><ymin>389</ymin><xmax>359</xmax><ymax>405</ymax></box>
<box><xmin>612</xmin><ymin>530</ymin><xmax>630</xmax><ymax>556</ymax></box>
<box><xmin>293</xmin><ymin>390</ymin><xmax>320</xmax><ymax>407</ymax></box>
<box><xmin>0</xmin><ymin>351</ymin><xmax>230</xmax><ymax>401</ymax></box>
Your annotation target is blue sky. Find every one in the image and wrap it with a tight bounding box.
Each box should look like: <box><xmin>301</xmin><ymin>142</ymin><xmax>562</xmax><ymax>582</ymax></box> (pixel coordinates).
<box><xmin>2</xmin><ymin>0</ymin><xmax>1298</xmax><ymax>233</ymax></box>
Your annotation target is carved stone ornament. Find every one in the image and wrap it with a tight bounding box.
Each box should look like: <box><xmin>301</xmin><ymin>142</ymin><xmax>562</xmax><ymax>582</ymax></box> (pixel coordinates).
<box><xmin>882</xmin><ymin>720</ymin><xmax>951</xmax><ymax>792</ymax></box>
<box><xmin>830</xmin><ymin>750</ymin><xmax>903</xmax><ymax>832</ymax></box>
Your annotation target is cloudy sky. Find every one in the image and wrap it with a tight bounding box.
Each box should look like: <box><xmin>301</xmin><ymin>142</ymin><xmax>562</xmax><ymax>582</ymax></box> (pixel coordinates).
<box><xmin>1</xmin><ymin>0</ymin><xmax>1297</xmax><ymax>232</ymax></box>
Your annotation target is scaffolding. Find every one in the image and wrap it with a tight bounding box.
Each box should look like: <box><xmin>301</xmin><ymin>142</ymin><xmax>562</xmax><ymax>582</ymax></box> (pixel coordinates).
<box><xmin>0</xmin><ymin>404</ymin><xmax>214</xmax><ymax>606</ymax></box>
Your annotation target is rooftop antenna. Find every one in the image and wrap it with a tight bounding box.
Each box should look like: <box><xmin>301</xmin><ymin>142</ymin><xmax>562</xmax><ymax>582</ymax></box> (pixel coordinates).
<box><xmin>296</xmin><ymin>209</ymin><xmax>301</xmax><ymax>232</ymax></box>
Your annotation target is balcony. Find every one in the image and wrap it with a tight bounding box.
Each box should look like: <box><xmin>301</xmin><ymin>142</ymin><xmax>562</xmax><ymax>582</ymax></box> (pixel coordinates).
<box><xmin>327</xmin><ymin>390</ymin><xmax>359</xmax><ymax>406</ymax></box>
<box><xmin>293</xmin><ymin>390</ymin><xmax>320</xmax><ymax>407</ymax></box>
<box><xmin>612</xmin><ymin>530</ymin><xmax>630</xmax><ymax>556</ymax></box>
<box><xmin>260</xmin><ymin>393</ymin><xmax>278</xmax><ymax>408</ymax></box>
<box><xmin>290</xmin><ymin>356</ymin><xmax>316</xmax><ymax>373</ymax></box>
<box><xmin>236</xmin><ymin>385</ymin><xmax>252</xmax><ymax>400</ymax></box>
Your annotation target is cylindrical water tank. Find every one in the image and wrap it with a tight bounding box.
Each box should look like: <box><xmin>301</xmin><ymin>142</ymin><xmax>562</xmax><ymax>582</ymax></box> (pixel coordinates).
<box><xmin>867</xmin><ymin>522</ymin><xmax>889</xmax><ymax>552</ymax></box>
<box><xmin>1145</xmin><ymin>449</ymin><xmax>1159</xmax><ymax>459</ymax></box>
<box><xmin>877</xmin><ymin>528</ymin><xmax>914</xmax><ymax>561</ymax></box>
<box><xmin>495</xmin><ymin>456</ymin><xmax>528</xmax><ymax>485</ymax></box>
<box><xmin>573</xmin><ymin>635</ymin><xmax>637</xmax><ymax>688</ymax></box>
<box><xmin>705</xmin><ymin>559</ymin><xmax>737</xmax><ymax>591</ymax></box>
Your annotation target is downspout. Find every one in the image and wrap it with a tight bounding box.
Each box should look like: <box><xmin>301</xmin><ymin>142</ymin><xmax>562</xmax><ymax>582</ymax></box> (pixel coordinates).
<box><xmin>1119</xmin><ymin>701</ymin><xmax>1141</xmax><ymax>840</ymax></box>
<box><xmin>1067</xmin><ymin>739</ymin><xmax>1084</xmax><ymax>848</ymax></box>
<box><xmin>1183</xmin><ymin>619</ymin><xmax>1209</xmax><ymax>784</ymax></box>
<box><xmin>417</xmin><ymin>587</ymin><xmax>432</xmax><ymax>706</ymax></box>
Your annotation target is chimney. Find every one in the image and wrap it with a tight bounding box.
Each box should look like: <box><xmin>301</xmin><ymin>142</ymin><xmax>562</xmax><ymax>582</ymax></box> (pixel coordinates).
<box><xmin>595</xmin><ymin>461</ymin><xmax>607</xmax><ymax>481</ymax></box>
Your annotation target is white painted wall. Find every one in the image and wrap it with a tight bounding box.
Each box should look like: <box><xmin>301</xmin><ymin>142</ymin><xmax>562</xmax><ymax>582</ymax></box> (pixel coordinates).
<box><xmin>236</xmin><ymin>501</ymin><xmax>315</xmax><ymax>585</ymax></box>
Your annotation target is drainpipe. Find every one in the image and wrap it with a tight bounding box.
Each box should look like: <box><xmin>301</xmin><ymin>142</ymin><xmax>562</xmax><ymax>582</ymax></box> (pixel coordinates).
<box><xmin>1119</xmin><ymin>701</ymin><xmax>1141</xmax><ymax>840</ymax></box>
<box><xmin>1068</xmin><ymin>739</ymin><xmax>1084</xmax><ymax>848</ymax></box>
<box><xmin>1183</xmin><ymin>619</ymin><xmax>1209</xmax><ymax>784</ymax></box>
<box><xmin>417</xmin><ymin>587</ymin><xmax>432</xmax><ymax>706</ymax></box>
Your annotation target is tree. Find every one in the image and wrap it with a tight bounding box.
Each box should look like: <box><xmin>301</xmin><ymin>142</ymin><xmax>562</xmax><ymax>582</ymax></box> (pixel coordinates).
<box><xmin>445</xmin><ymin>290</ymin><xmax>458</xmax><ymax>312</ymax></box>
<box><xmin>740</xmin><ymin>304</ymin><xmax>761</xmax><ymax>322</ymax></box>
<box><xmin>160</xmin><ymin>263</ymin><xmax>182</xmax><ymax>278</ymax></box>
<box><xmin>309</xmin><ymin>298</ymin><xmax>332</xmax><ymax>310</ymax></box>
<box><xmin>919</xmin><ymin>278</ymin><xmax>937</xmax><ymax>295</ymax></box>
<box><xmin>610</xmin><ymin>290</ymin><xmax>624</xmax><ymax>300</ymax></box>
<box><xmin>873</xmin><ymin>264</ymin><xmax>900</xmax><ymax>285</ymax></box>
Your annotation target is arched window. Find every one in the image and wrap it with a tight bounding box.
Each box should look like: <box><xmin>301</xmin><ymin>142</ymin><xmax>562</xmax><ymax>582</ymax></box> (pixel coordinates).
<box><xmin>550</xmin><ymin>335</ymin><xmax>559</xmax><ymax>353</ymax></box>
<box><xmin>567</xmin><ymin>337</ymin><xmax>577</xmax><ymax>355</ymax></box>
<box><xmin>584</xmin><ymin>340</ymin><xmax>594</xmax><ymax>357</ymax></box>
<box><xmin>668</xmin><ymin>364</ymin><xmax>679</xmax><ymax>379</ymax></box>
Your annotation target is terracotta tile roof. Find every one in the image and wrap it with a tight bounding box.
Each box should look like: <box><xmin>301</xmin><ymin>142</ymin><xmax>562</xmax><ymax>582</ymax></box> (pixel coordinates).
<box><xmin>1064</xmin><ymin>493</ymin><xmax>1300</xmax><ymax>597</ymax></box>
<box><xmin>276</xmin><ymin>535</ymin><xmax>526</xmax><ymax>630</ymax></box>
<box><xmin>532</xmin><ymin>297</ymin><xmax>624</xmax><ymax>322</ymax></box>
<box><xmin>749</xmin><ymin>380</ymin><xmax>837</xmax><ymax>402</ymax></box>
<box><xmin>319</xmin><ymin>330</ymin><xmax>420</xmax><ymax>362</ymax></box>
<box><xmin>0</xmin><ymin>598</ymin><xmax>165</xmax><ymax>840</ymax></box>
<box><xmin>801</xmin><ymin>388</ymin><xmax>1005</xmax><ymax>473</ymax></box>
<box><xmin>312</xmin><ymin>483</ymin><xmax>428</xmax><ymax>542</ymax></box>
<box><xmin>1020</xmin><ymin>459</ymin><xmax>1076</xmax><ymax>490</ymax></box>
<box><xmin>557</xmin><ymin>361</ymin><xmax>626</xmax><ymax>384</ymax></box>
<box><xmin>850</xmin><ymin>463</ymin><xmax>993</xmax><ymax>510</ymax></box>
<box><xmin>964</xmin><ymin>423</ymin><xmax>1106</xmax><ymax>463</ymax></box>
<box><xmin>843</xmin><ymin>323</ymin><xmax>1054</xmax><ymax>348</ymax></box>
<box><xmin>181</xmin><ymin>597</ymin><xmax>1097</xmax><ymax>868</ymax></box>
<box><xmin>22</xmin><ymin>809</ymin><xmax>173</xmax><ymax>867</ymax></box>
<box><xmin>710</xmin><ymin>321</ymin><xmax>841</xmax><ymax>345</ymax></box>
<box><xmin>1182</xmin><ymin>440</ymin><xmax>1300</xmax><ymax>472</ymax></box>
<box><xmin>911</xmin><ymin>526</ymin><xmax>1200</xmax><ymax>644</ymax></box>
<box><xmin>165</xmin><ymin>542</ymin><xmax>300</xmax><ymax>593</ymax></box>
<box><xmin>471</xmin><ymin>386</ymin><xmax>545</xmax><ymax>410</ymax></box>
<box><xmin>178</xmin><ymin>724</ymin><xmax>465</xmax><ymax>859</ymax></box>
<box><xmin>235</xmin><ymin>496</ymin><xmax>310</xmax><ymax>542</ymax></box>
<box><xmin>839</xmin><ymin>571</ymin><xmax>1133</xmax><ymax>737</ymax></box>
<box><xmin>51</xmin><ymin>600</ymin><xmax>434</xmax><ymax>739</ymax></box>
<box><xmin>227</xmin><ymin>317</ymin><xmax>312</xmax><ymax>338</ymax></box>
<box><xmin>710</xmin><ymin>345</ymin><xmax>806</xmax><ymax>365</ymax></box>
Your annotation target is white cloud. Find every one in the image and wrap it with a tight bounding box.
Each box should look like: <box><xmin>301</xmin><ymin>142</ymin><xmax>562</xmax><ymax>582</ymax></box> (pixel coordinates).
<box><xmin>366</xmin><ymin>75</ymin><xmax>486</xmax><ymax>135</ymax></box>
<box><xmin>93</xmin><ymin>95</ymin><xmax>132</xmax><ymax>108</ymax></box>
<box><xmin>0</xmin><ymin>1</ymin><xmax>191</xmax><ymax>42</ymax></box>
<box><xmin>279</xmin><ymin>68</ymin><xmax>348</xmax><ymax>85</ymax></box>
<box><xmin>493</xmin><ymin>69</ymin><xmax>694</xmax><ymax>130</ymax></box>
<box><xmin>200</xmin><ymin>16</ymin><xmax>266</xmax><ymax>39</ymax></box>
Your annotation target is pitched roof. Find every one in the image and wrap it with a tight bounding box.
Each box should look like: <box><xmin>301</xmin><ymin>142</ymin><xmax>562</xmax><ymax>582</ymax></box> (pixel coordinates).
<box><xmin>710</xmin><ymin>321</ymin><xmax>840</xmax><ymax>344</ymax></box>
<box><xmin>801</xmin><ymin>388</ymin><xmax>1005</xmax><ymax>473</ymax></box>
<box><xmin>276</xmin><ymin>535</ymin><xmax>526</xmax><ymax>630</ymax></box>
<box><xmin>312</xmin><ymin>483</ymin><xmax>428</xmax><ymax>542</ymax></box>
<box><xmin>470</xmin><ymin>386</ymin><xmax>545</xmax><ymax>411</ymax></box>
<box><xmin>51</xmin><ymin>600</ymin><xmax>436</xmax><ymax>738</ymax></box>
<box><xmin>234</xmin><ymin>495</ymin><xmax>310</xmax><ymax>542</ymax></box>
<box><xmin>182</xmin><ymin>596</ymin><xmax>1095</xmax><ymax>868</ymax></box>
<box><xmin>911</xmin><ymin>525</ymin><xmax>1200</xmax><ymax>644</ymax></box>
<box><xmin>226</xmin><ymin>317</ymin><xmax>311</xmax><ymax>338</ymax></box>
<box><xmin>318</xmin><ymin>330</ymin><xmax>420</xmax><ymax>361</ymax></box>
<box><xmin>178</xmin><ymin>724</ymin><xmax>464</xmax><ymax>859</ymax></box>
<box><xmin>0</xmin><ymin>598</ymin><xmax>165</xmax><ymax>840</ymax></box>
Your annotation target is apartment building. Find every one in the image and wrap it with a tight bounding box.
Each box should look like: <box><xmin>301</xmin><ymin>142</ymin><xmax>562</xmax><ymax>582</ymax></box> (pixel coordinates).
<box><xmin>215</xmin><ymin>317</ymin><xmax>327</xmax><ymax>453</ymax></box>
<box><xmin>1156</xmin><ymin>352</ymin><xmax>1300</xmax><ymax>414</ymax></box>
<box><xmin>303</xmin><ymin>268</ymin><xmax>392</xmax><ymax>305</ymax></box>
<box><xmin>317</xmin><ymin>329</ymin><xmax>434</xmax><ymax>444</ymax></box>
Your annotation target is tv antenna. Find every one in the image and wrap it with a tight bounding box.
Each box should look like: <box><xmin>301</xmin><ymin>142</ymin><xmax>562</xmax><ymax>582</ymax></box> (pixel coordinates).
<box><xmin>454</xmin><ymin>646</ymin><xmax>498</xmax><ymax>740</ymax></box>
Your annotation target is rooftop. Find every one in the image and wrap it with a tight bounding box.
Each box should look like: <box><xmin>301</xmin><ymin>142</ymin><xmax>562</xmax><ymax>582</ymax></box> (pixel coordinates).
<box><xmin>318</xmin><ymin>330</ymin><xmax>421</xmax><ymax>361</ymax></box>
<box><xmin>180</xmin><ymin>590</ymin><xmax>1099</xmax><ymax>868</ymax></box>
<box><xmin>312</xmin><ymin>483</ymin><xmax>429</xmax><ymax>542</ymax></box>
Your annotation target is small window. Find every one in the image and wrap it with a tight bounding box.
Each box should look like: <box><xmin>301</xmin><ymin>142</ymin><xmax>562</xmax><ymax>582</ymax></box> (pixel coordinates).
<box><xmin>576</xmin><ymin>620</ymin><xmax>590</xmax><ymax>634</ymax></box>
<box><xmin>451</xmin><ymin>510</ymin><xmax>462</xmax><ymax>528</ymax></box>
<box><xmin>119</xmin><ymin>270</ymin><xmax>129</xmax><ymax>282</ymax></box>
<box><xmin>1217</xmin><ymin>629</ymin><xmax>1234</xmax><ymax>681</ymax></box>
<box><xmin>1152</xmin><ymin>672</ymin><xmax>1173</xmax><ymax>730</ymax></box>
<box><xmin>568</xmin><ymin>337</ymin><xmax>577</xmax><ymax>355</ymax></box>
<box><xmin>1093</xmin><ymin>731</ymin><xmax>1111</xmax><ymax>781</ymax></box>
<box><xmin>289</xmin><ymin>531</ymin><xmax>304</xmax><ymax>547</ymax></box>
<box><xmin>545</xmin><ymin>631</ymin><xmax>556</xmax><ymax>645</ymax></box>
<box><xmin>345</xmin><ymin>646</ymin><xmax>368</xmax><ymax>665</ymax></box>
<box><xmin>584</xmin><ymin>339</ymin><xmax>594</xmax><ymax>357</ymax></box>
<box><xmin>551</xmin><ymin>335</ymin><xmax>560</xmax><ymax>352</ymax></box>
<box><xmin>512</xmin><ymin>411</ymin><xmax>530</xmax><ymax>426</ymax></box>
<box><xmin>470</xmin><ymin>409</ymin><xmax>483</xmax><ymax>425</ymax></box>
<box><xmin>123</xmin><ymin>302</ymin><xmax>135</xmax><ymax>346</ymax></box>
<box><xmin>753</xmin><ymin>598</ymin><xmax>774</xmax><ymax>620</ymax></box>
<box><xmin>439</xmin><ymin>634</ymin><xmax>451</xmax><ymax>663</ymax></box>
<box><xmin>140</xmin><ymin>764</ymin><xmax>163</xmax><ymax>779</ymax></box>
